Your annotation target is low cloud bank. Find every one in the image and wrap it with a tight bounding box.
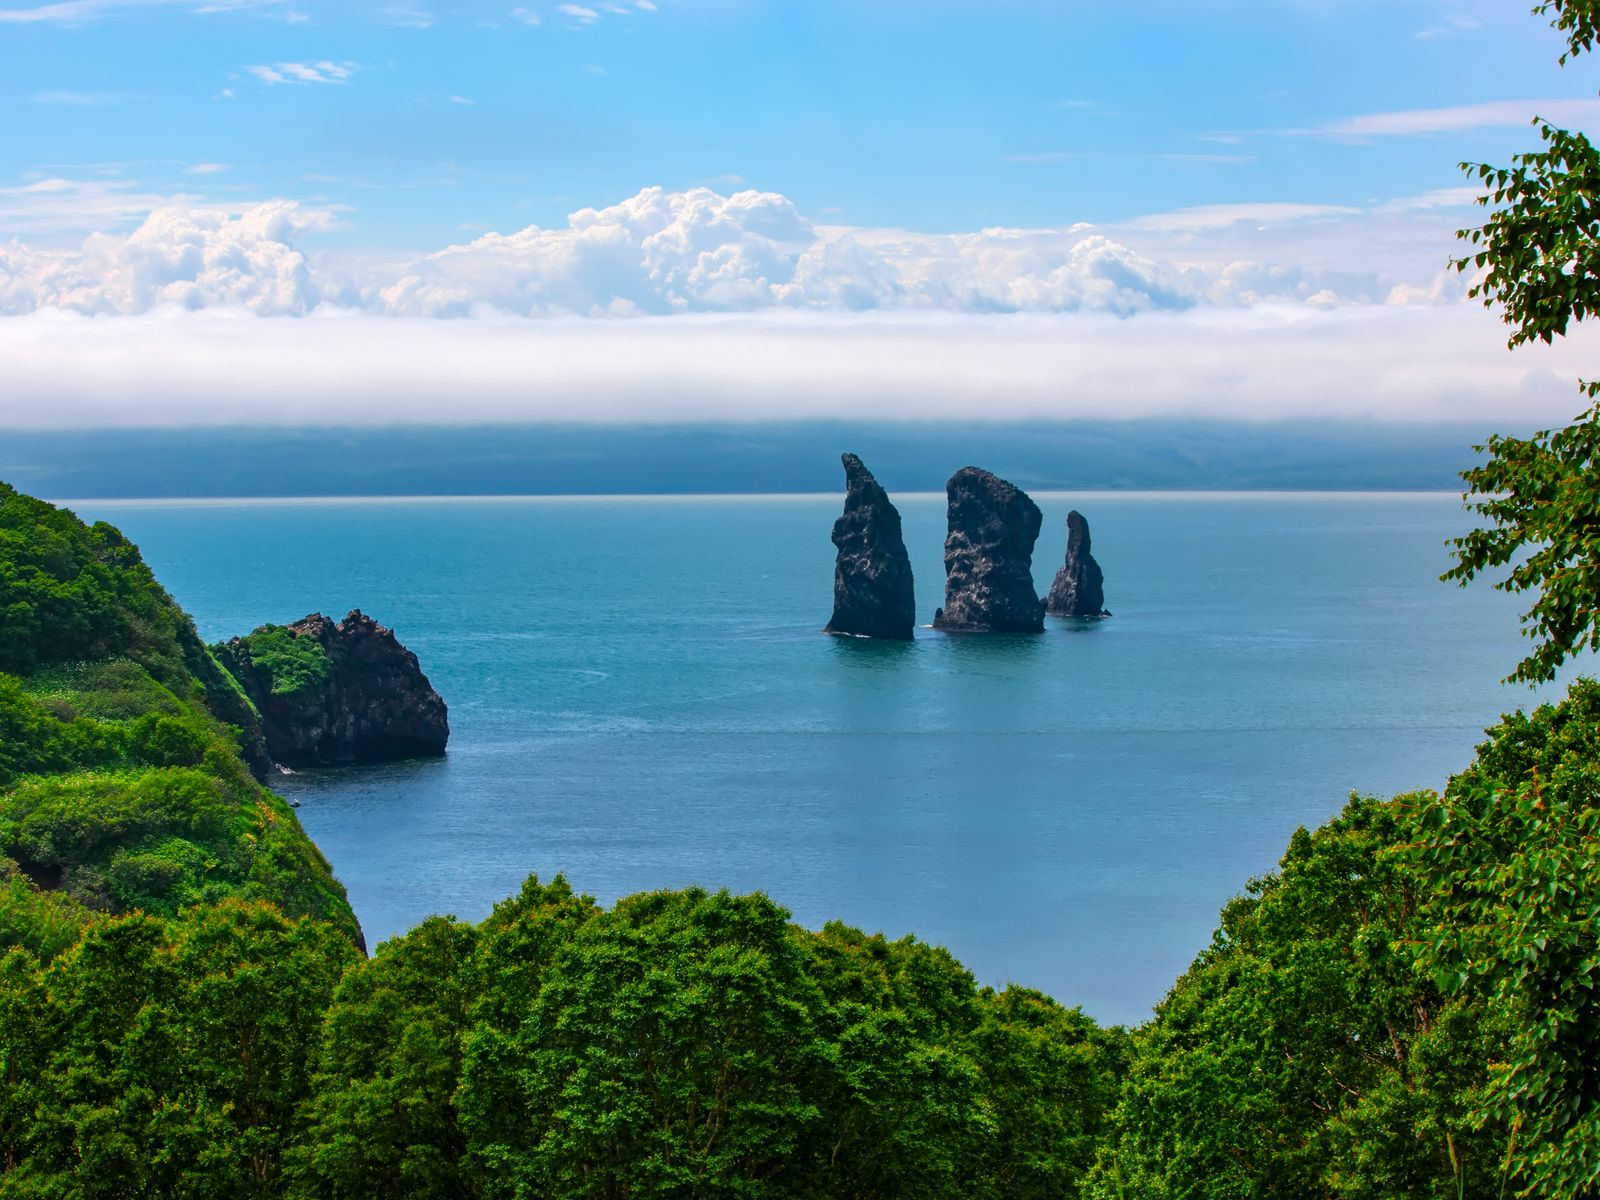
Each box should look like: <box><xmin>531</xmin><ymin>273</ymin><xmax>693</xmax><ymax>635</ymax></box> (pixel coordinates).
<box><xmin>1</xmin><ymin>185</ymin><xmax>1474</xmax><ymax>319</ymax></box>
<box><xmin>1</xmin><ymin>305</ymin><xmax>1590</xmax><ymax>429</ymax></box>
<box><xmin>0</xmin><ymin>183</ymin><xmax>1572</xmax><ymax>430</ymax></box>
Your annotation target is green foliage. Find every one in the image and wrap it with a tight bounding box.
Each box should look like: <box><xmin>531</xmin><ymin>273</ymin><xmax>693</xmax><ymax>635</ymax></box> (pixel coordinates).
<box><xmin>22</xmin><ymin>659</ymin><xmax>184</xmax><ymax>721</ymax></box>
<box><xmin>973</xmin><ymin>986</ymin><xmax>1129</xmax><ymax>1200</ymax></box>
<box><xmin>0</xmin><ymin>484</ymin><xmax>190</xmax><ymax>686</ymax></box>
<box><xmin>470</xmin><ymin>886</ymin><xmax>830</xmax><ymax>1199</ymax></box>
<box><xmin>0</xmin><ymin>480</ymin><xmax>360</xmax><ymax>954</ymax></box>
<box><xmin>295</xmin><ymin>916</ymin><xmax>480</xmax><ymax>1200</ymax></box>
<box><xmin>1410</xmin><ymin>678</ymin><xmax>1600</xmax><ymax>1198</ymax></box>
<box><xmin>1537</xmin><ymin>0</ymin><xmax>1600</xmax><ymax>62</ymax></box>
<box><xmin>298</xmin><ymin>876</ymin><xmax>1123</xmax><ymax>1200</ymax></box>
<box><xmin>1094</xmin><ymin>795</ymin><xmax>1507</xmax><ymax>1199</ymax></box>
<box><xmin>0</xmin><ymin>764</ymin><xmax>360</xmax><ymax>943</ymax></box>
<box><xmin>2</xmin><ymin>901</ymin><xmax>359</xmax><ymax>1199</ymax></box>
<box><xmin>232</xmin><ymin>626</ymin><xmax>330</xmax><ymax>699</ymax></box>
<box><xmin>0</xmin><ymin>661</ymin><xmax>360</xmax><ymax>946</ymax></box>
<box><xmin>0</xmin><ymin>665</ymin><xmax>243</xmax><ymax>787</ymax></box>
<box><xmin>1445</xmin><ymin>2</ymin><xmax>1600</xmax><ymax>684</ymax></box>
<box><xmin>1455</xmin><ymin>121</ymin><xmax>1600</xmax><ymax>350</ymax></box>
<box><xmin>1443</xmin><ymin>405</ymin><xmax>1600</xmax><ymax>684</ymax></box>
<box><xmin>0</xmin><ymin>863</ymin><xmax>93</xmax><ymax>963</ymax></box>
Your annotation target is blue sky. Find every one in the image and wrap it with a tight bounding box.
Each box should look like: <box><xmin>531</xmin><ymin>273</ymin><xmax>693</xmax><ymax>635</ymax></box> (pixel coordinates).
<box><xmin>2</xmin><ymin>0</ymin><xmax>1599</xmax><ymax>428</ymax></box>
<box><xmin>1</xmin><ymin>0</ymin><xmax>1590</xmax><ymax>243</ymax></box>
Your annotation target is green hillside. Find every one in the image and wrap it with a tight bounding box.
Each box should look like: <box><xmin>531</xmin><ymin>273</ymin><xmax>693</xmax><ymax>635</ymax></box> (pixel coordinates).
<box><xmin>0</xmin><ymin>482</ymin><xmax>361</xmax><ymax>956</ymax></box>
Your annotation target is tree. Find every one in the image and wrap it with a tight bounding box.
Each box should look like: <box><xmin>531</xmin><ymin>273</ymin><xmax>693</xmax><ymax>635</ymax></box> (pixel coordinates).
<box><xmin>300</xmin><ymin>875</ymin><xmax>1123</xmax><ymax>1200</ymax></box>
<box><xmin>1445</xmin><ymin>0</ymin><xmax>1600</xmax><ymax>684</ymax></box>
<box><xmin>461</xmin><ymin>886</ymin><xmax>834</xmax><ymax>1200</ymax></box>
<box><xmin>293</xmin><ymin>916</ymin><xmax>480</xmax><ymax>1200</ymax></box>
<box><xmin>1091</xmin><ymin>796</ymin><xmax>1507</xmax><ymax>1199</ymax></box>
<box><xmin>1411</xmin><ymin>679</ymin><xmax>1600</xmax><ymax>1197</ymax></box>
<box><xmin>2</xmin><ymin>901</ymin><xmax>358</xmax><ymax>1199</ymax></box>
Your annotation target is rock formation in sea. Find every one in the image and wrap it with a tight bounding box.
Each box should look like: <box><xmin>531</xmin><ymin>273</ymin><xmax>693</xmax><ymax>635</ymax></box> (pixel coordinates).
<box><xmin>931</xmin><ymin>466</ymin><xmax>1046</xmax><ymax>633</ymax></box>
<box><xmin>824</xmin><ymin>453</ymin><xmax>917</xmax><ymax>641</ymax></box>
<box><xmin>215</xmin><ymin>610</ymin><xmax>449</xmax><ymax>768</ymax></box>
<box><xmin>1044</xmin><ymin>510</ymin><xmax>1110</xmax><ymax>618</ymax></box>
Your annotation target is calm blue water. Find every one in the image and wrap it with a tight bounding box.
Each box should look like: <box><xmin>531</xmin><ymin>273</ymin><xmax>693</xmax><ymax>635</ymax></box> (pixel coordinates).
<box><xmin>65</xmin><ymin>492</ymin><xmax>1567</xmax><ymax>1025</ymax></box>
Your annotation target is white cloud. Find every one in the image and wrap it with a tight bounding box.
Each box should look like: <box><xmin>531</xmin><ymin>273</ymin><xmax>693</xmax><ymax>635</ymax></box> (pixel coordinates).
<box><xmin>376</xmin><ymin>186</ymin><xmax>817</xmax><ymax>316</ymax></box>
<box><xmin>0</xmin><ymin>0</ymin><xmax>280</xmax><ymax>21</ymax></box>
<box><xmin>0</xmin><ymin>178</ymin><xmax>199</xmax><ymax>237</ymax></box>
<box><xmin>1415</xmin><ymin>13</ymin><xmax>1482</xmax><ymax>39</ymax></box>
<box><xmin>1006</xmin><ymin>152</ymin><xmax>1249</xmax><ymax>165</ymax></box>
<box><xmin>186</xmin><ymin>162</ymin><xmax>231</xmax><ymax>175</ymax></box>
<box><xmin>549</xmin><ymin>0</ymin><xmax>652</xmax><ymax>24</ymax></box>
<box><xmin>1373</xmin><ymin>186</ymin><xmax>1482</xmax><ymax>213</ymax></box>
<box><xmin>0</xmin><ymin>181</ymin><xmax>1578</xmax><ymax>429</ymax></box>
<box><xmin>374</xmin><ymin>1</ymin><xmax>430</xmax><ymax>27</ymax></box>
<box><xmin>1119</xmin><ymin>202</ymin><xmax>1363</xmax><ymax>232</ymax></box>
<box><xmin>0</xmin><ymin>306</ymin><xmax>1591</xmax><ymax>429</ymax></box>
<box><xmin>1316</xmin><ymin>98</ymin><xmax>1600</xmax><ymax>139</ymax></box>
<box><xmin>0</xmin><ymin>182</ymin><xmax>1496</xmax><ymax>317</ymax></box>
<box><xmin>30</xmin><ymin>90</ymin><xmax>133</xmax><ymax>106</ymax></box>
<box><xmin>0</xmin><ymin>201</ymin><xmax>341</xmax><ymax>314</ymax></box>
<box><xmin>508</xmin><ymin>5</ymin><xmax>540</xmax><ymax>22</ymax></box>
<box><xmin>246</xmin><ymin>60</ymin><xmax>357</xmax><ymax>86</ymax></box>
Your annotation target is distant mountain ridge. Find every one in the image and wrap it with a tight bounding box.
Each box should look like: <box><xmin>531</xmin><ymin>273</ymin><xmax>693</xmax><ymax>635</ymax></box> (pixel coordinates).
<box><xmin>0</xmin><ymin>420</ymin><xmax>1511</xmax><ymax>499</ymax></box>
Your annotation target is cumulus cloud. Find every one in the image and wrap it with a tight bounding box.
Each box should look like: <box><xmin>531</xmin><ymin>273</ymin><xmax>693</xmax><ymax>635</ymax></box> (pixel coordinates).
<box><xmin>0</xmin><ymin>202</ymin><xmax>342</xmax><ymax>315</ymax></box>
<box><xmin>0</xmin><ymin>305</ymin><xmax>1592</xmax><ymax>429</ymax></box>
<box><xmin>0</xmin><ymin>182</ymin><xmax>1491</xmax><ymax>318</ymax></box>
<box><xmin>0</xmin><ymin>180</ymin><xmax>1565</xmax><ymax>428</ymax></box>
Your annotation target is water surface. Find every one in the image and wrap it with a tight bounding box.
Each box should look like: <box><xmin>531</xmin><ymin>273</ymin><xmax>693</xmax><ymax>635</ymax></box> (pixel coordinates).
<box><xmin>69</xmin><ymin>492</ymin><xmax>1562</xmax><ymax>1025</ymax></box>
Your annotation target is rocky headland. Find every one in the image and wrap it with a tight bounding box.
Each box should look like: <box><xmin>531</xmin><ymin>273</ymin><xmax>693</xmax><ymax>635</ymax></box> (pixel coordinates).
<box><xmin>932</xmin><ymin>466</ymin><xmax>1046</xmax><ymax>633</ymax></box>
<box><xmin>824</xmin><ymin>452</ymin><xmax>917</xmax><ymax>640</ymax></box>
<box><xmin>1044</xmin><ymin>510</ymin><xmax>1110</xmax><ymax>618</ymax></box>
<box><xmin>215</xmin><ymin>609</ymin><xmax>449</xmax><ymax>768</ymax></box>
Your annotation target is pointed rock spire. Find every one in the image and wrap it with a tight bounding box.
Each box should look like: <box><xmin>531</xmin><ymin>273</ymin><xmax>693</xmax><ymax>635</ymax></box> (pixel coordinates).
<box><xmin>931</xmin><ymin>466</ymin><xmax>1045</xmax><ymax>633</ymax></box>
<box><xmin>1045</xmin><ymin>510</ymin><xmax>1109</xmax><ymax>617</ymax></box>
<box><xmin>824</xmin><ymin>453</ymin><xmax>916</xmax><ymax>640</ymax></box>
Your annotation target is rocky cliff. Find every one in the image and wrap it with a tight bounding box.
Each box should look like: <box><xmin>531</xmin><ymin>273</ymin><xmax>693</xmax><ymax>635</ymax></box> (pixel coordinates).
<box><xmin>1044</xmin><ymin>510</ymin><xmax>1109</xmax><ymax>618</ymax></box>
<box><xmin>216</xmin><ymin>610</ymin><xmax>449</xmax><ymax>768</ymax></box>
<box><xmin>931</xmin><ymin>467</ymin><xmax>1046</xmax><ymax>633</ymax></box>
<box><xmin>824</xmin><ymin>453</ymin><xmax>917</xmax><ymax>640</ymax></box>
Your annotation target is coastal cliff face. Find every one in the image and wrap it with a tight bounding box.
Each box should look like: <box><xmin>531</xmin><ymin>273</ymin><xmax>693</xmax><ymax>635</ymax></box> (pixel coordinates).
<box><xmin>825</xmin><ymin>453</ymin><xmax>917</xmax><ymax>641</ymax></box>
<box><xmin>1045</xmin><ymin>510</ymin><xmax>1109</xmax><ymax>618</ymax></box>
<box><xmin>216</xmin><ymin>610</ymin><xmax>449</xmax><ymax>768</ymax></box>
<box><xmin>932</xmin><ymin>467</ymin><xmax>1046</xmax><ymax>633</ymax></box>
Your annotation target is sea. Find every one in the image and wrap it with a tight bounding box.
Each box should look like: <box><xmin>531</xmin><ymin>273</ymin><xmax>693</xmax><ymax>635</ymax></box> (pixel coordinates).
<box><xmin>63</xmin><ymin>491</ymin><xmax>1569</xmax><ymax>1026</ymax></box>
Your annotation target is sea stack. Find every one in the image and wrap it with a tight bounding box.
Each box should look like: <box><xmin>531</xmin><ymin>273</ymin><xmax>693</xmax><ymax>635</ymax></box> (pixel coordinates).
<box><xmin>931</xmin><ymin>466</ymin><xmax>1046</xmax><ymax>633</ymax></box>
<box><xmin>215</xmin><ymin>610</ymin><xmax>449</xmax><ymax>768</ymax></box>
<box><xmin>825</xmin><ymin>453</ymin><xmax>916</xmax><ymax>640</ymax></box>
<box><xmin>1045</xmin><ymin>510</ymin><xmax>1110</xmax><ymax>617</ymax></box>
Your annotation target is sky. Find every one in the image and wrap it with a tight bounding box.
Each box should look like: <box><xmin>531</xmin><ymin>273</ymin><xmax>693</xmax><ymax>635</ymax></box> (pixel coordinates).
<box><xmin>2</xmin><ymin>0</ymin><xmax>1599</xmax><ymax>427</ymax></box>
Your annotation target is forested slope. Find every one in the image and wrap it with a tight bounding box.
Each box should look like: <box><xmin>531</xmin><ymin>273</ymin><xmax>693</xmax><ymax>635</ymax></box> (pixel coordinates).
<box><xmin>0</xmin><ymin>481</ymin><xmax>360</xmax><ymax>954</ymax></box>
